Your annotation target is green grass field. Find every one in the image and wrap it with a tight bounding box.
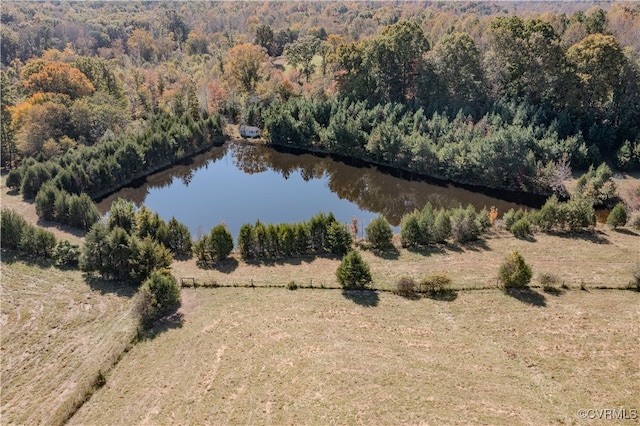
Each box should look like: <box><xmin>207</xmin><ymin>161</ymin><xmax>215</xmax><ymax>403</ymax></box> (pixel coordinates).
<box><xmin>69</xmin><ymin>287</ymin><xmax>639</xmax><ymax>425</ymax></box>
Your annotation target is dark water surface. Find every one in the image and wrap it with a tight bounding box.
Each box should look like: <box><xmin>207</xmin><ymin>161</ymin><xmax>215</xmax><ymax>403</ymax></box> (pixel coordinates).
<box><xmin>97</xmin><ymin>140</ymin><xmax>533</xmax><ymax>238</ymax></box>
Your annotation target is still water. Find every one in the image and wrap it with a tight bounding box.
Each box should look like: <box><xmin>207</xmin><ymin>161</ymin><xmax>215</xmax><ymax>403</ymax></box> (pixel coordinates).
<box><xmin>97</xmin><ymin>140</ymin><xmax>533</xmax><ymax>239</ymax></box>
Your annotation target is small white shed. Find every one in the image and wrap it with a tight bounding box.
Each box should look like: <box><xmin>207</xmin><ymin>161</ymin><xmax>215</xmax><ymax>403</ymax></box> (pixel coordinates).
<box><xmin>240</xmin><ymin>125</ymin><xmax>261</xmax><ymax>138</ymax></box>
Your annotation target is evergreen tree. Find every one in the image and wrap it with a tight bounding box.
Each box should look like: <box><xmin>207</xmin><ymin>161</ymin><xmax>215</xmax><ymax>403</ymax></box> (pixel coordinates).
<box><xmin>365</xmin><ymin>216</ymin><xmax>394</xmax><ymax>251</ymax></box>
<box><xmin>327</xmin><ymin>222</ymin><xmax>353</xmax><ymax>255</ymax></box>
<box><xmin>208</xmin><ymin>224</ymin><xmax>234</xmax><ymax>261</ymax></box>
<box><xmin>336</xmin><ymin>250</ymin><xmax>372</xmax><ymax>289</ymax></box>
<box><xmin>607</xmin><ymin>203</ymin><xmax>627</xmax><ymax>229</ymax></box>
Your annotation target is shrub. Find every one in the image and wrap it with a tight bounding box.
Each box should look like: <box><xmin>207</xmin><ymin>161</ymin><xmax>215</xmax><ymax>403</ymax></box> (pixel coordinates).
<box><xmin>107</xmin><ymin>198</ymin><xmax>137</xmax><ymax>233</ymax></box>
<box><xmin>6</xmin><ymin>169</ymin><xmax>22</xmax><ymax>190</ymax></box>
<box><xmin>400</xmin><ymin>212</ymin><xmax>421</xmax><ymax>248</ymax></box>
<box><xmin>53</xmin><ymin>240</ymin><xmax>80</xmax><ymax>266</ymax></box>
<box><xmin>631</xmin><ymin>264</ymin><xmax>640</xmax><ymax>291</ymax></box>
<box><xmin>606</xmin><ymin>203</ymin><xmax>627</xmax><ymax>229</ymax></box>
<box><xmin>18</xmin><ymin>226</ymin><xmax>56</xmax><ymax>258</ymax></box>
<box><xmin>538</xmin><ymin>195</ymin><xmax>560</xmax><ymax>231</ymax></box>
<box><xmin>395</xmin><ymin>276</ymin><xmax>417</xmax><ymax>296</ymax></box>
<box><xmin>137</xmin><ymin>269</ymin><xmax>181</xmax><ymax>327</ymax></box>
<box><xmin>575</xmin><ymin>163</ymin><xmax>616</xmax><ymax>204</ymax></box>
<box><xmin>450</xmin><ymin>207</ymin><xmax>480</xmax><ymax>244</ymax></box>
<box><xmin>286</xmin><ymin>280</ymin><xmax>298</xmax><ymax>290</ymax></box>
<box><xmin>538</xmin><ymin>272</ymin><xmax>560</xmax><ymax>287</ymax></box>
<box><xmin>477</xmin><ymin>208</ymin><xmax>492</xmax><ymax>232</ymax></box>
<box><xmin>433</xmin><ymin>210</ymin><xmax>451</xmax><ymax>243</ymax></box>
<box><xmin>129</xmin><ymin>236</ymin><xmax>173</xmax><ymax>284</ymax></box>
<box><xmin>510</xmin><ymin>218</ymin><xmax>532</xmax><ymax>238</ymax></box>
<box><xmin>53</xmin><ymin>190</ymin><xmax>70</xmax><ymax>223</ymax></box>
<box><xmin>208</xmin><ymin>224</ymin><xmax>234</xmax><ymax>260</ymax></box>
<box><xmin>502</xmin><ymin>208</ymin><xmax>517</xmax><ymax>230</ymax></box>
<box><xmin>336</xmin><ymin>250</ymin><xmax>372</xmax><ymax>289</ymax></box>
<box><xmin>35</xmin><ymin>182</ymin><xmax>60</xmax><ymax>221</ymax></box>
<box><xmin>166</xmin><ymin>217</ymin><xmax>192</xmax><ymax>257</ymax></box>
<box><xmin>498</xmin><ymin>251</ymin><xmax>533</xmax><ymax>288</ymax></box>
<box><xmin>418</xmin><ymin>203</ymin><xmax>436</xmax><ymax>244</ymax></box>
<box><xmin>1</xmin><ymin>209</ymin><xmax>28</xmax><ymax>250</ymax></box>
<box><xmin>365</xmin><ymin>216</ymin><xmax>394</xmax><ymax>251</ymax></box>
<box><xmin>326</xmin><ymin>221</ymin><xmax>353</xmax><ymax>255</ymax></box>
<box><xmin>20</xmin><ymin>163</ymin><xmax>51</xmax><ymax>199</ymax></box>
<box><xmin>539</xmin><ymin>272</ymin><xmax>560</xmax><ymax>293</ymax></box>
<box><xmin>67</xmin><ymin>193</ymin><xmax>101</xmax><ymax>231</ymax></box>
<box><xmin>630</xmin><ymin>211</ymin><xmax>640</xmax><ymax>230</ymax></box>
<box><xmin>419</xmin><ymin>275</ymin><xmax>452</xmax><ymax>293</ymax></box>
<box><xmin>562</xmin><ymin>195</ymin><xmax>596</xmax><ymax>231</ymax></box>
<box><xmin>237</xmin><ymin>223</ymin><xmax>254</xmax><ymax>260</ymax></box>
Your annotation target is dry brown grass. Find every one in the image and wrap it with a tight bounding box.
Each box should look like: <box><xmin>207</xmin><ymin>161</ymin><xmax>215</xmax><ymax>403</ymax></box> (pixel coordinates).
<box><xmin>69</xmin><ymin>287</ymin><xmax>640</xmax><ymax>425</ymax></box>
<box><xmin>172</xmin><ymin>226</ymin><xmax>638</xmax><ymax>292</ymax></box>
<box><xmin>0</xmin><ymin>254</ymin><xmax>138</xmax><ymax>425</ymax></box>
<box><xmin>1</xmin><ymin>171</ymin><xmax>638</xmax><ymax>425</ymax></box>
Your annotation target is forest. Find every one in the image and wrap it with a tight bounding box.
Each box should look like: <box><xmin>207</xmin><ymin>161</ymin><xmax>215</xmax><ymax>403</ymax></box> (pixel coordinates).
<box><xmin>1</xmin><ymin>1</ymin><xmax>639</xmax><ymax>202</ymax></box>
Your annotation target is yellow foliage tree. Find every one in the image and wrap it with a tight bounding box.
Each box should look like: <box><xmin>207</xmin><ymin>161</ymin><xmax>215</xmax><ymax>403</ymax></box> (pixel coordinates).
<box><xmin>225</xmin><ymin>43</ymin><xmax>268</xmax><ymax>94</ymax></box>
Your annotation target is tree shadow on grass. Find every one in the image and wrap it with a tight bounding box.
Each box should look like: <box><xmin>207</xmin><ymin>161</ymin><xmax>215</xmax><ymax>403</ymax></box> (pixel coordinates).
<box><xmin>370</xmin><ymin>246</ymin><xmax>400</xmax><ymax>260</ymax></box>
<box><xmin>424</xmin><ymin>289</ymin><xmax>458</xmax><ymax>302</ymax></box>
<box><xmin>245</xmin><ymin>255</ymin><xmax>316</xmax><ymax>267</ymax></box>
<box><xmin>513</xmin><ymin>234</ymin><xmax>537</xmax><ymax>243</ymax></box>
<box><xmin>614</xmin><ymin>228</ymin><xmax>639</xmax><ymax>236</ymax></box>
<box><xmin>396</xmin><ymin>290</ymin><xmax>422</xmax><ymax>300</ymax></box>
<box><xmin>1</xmin><ymin>251</ymin><xmax>56</xmax><ymax>268</ymax></box>
<box><xmin>459</xmin><ymin>238</ymin><xmax>492</xmax><ymax>252</ymax></box>
<box><xmin>547</xmin><ymin>230</ymin><xmax>610</xmax><ymax>244</ymax></box>
<box><xmin>406</xmin><ymin>245</ymin><xmax>446</xmax><ymax>257</ymax></box>
<box><xmin>83</xmin><ymin>274</ymin><xmax>138</xmax><ymax>298</ymax></box>
<box><xmin>542</xmin><ymin>286</ymin><xmax>565</xmax><ymax>296</ymax></box>
<box><xmin>196</xmin><ymin>257</ymin><xmax>239</xmax><ymax>273</ymax></box>
<box><xmin>341</xmin><ymin>289</ymin><xmax>379</xmax><ymax>307</ymax></box>
<box><xmin>144</xmin><ymin>306</ymin><xmax>184</xmax><ymax>340</ymax></box>
<box><xmin>36</xmin><ymin>218</ymin><xmax>87</xmax><ymax>239</ymax></box>
<box><xmin>505</xmin><ymin>288</ymin><xmax>546</xmax><ymax>307</ymax></box>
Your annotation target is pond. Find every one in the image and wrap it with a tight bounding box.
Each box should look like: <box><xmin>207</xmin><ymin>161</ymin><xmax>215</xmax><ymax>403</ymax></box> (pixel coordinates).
<box><xmin>97</xmin><ymin>140</ymin><xmax>537</xmax><ymax>239</ymax></box>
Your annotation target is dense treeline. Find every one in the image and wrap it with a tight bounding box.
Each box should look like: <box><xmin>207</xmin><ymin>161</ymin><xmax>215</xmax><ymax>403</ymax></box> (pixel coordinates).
<box><xmin>7</xmin><ymin>112</ymin><xmax>223</xmax><ymax>225</ymax></box>
<box><xmin>0</xmin><ymin>208</ymin><xmax>81</xmax><ymax>265</ymax></box>
<box><xmin>263</xmin><ymin>97</ymin><xmax>585</xmax><ymax>193</ymax></box>
<box><xmin>399</xmin><ymin>204</ymin><xmax>490</xmax><ymax>248</ymax></box>
<box><xmin>1</xmin><ymin>2</ymin><xmax>639</xmax><ymax>231</ymax></box>
<box><xmin>80</xmin><ymin>199</ymin><xmax>192</xmax><ymax>282</ymax></box>
<box><xmin>23</xmin><ymin>111</ymin><xmax>221</xmax><ymax>197</ymax></box>
<box><xmin>236</xmin><ymin>212</ymin><xmax>352</xmax><ymax>261</ymax></box>
<box><xmin>3</xmin><ymin>4</ymin><xmax>638</xmax><ymax>172</ymax></box>
<box><xmin>258</xmin><ymin>15</ymin><xmax>640</xmax><ymax>193</ymax></box>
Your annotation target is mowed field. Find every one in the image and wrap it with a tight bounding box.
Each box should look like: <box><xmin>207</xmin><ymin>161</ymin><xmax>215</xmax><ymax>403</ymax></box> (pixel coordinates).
<box><xmin>70</xmin><ymin>287</ymin><xmax>639</xmax><ymax>425</ymax></box>
<box><xmin>1</xmin><ymin>255</ymin><xmax>138</xmax><ymax>425</ymax></box>
<box><xmin>172</xmin><ymin>227</ymin><xmax>638</xmax><ymax>291</ymax></box>
<box><xmin>2</xmin><ymin>173</ymin><xmax>639</xmax><ymax>425</ymax></box>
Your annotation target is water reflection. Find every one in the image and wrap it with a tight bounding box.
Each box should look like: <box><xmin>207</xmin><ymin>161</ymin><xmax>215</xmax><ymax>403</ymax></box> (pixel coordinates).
<box><xmin>98</xmin><ymin>140</ymin><xmax>534</xmax><ymax>235</ymax></box>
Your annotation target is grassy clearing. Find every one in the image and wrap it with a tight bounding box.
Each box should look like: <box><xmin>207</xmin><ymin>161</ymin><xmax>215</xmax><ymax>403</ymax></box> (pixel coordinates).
<box><xmin>70</xmin><ymin>287</ymin><xmax>639</xmax><ymax>425</ymax></box>
<box><xmin>0</xmin><ymin>254</ymin><xmax>138</xmax><ymax>425</ymax></box>
<box><xmin>173</xmin><ymin>227</ymin><xmax>638</xmax><ymax>291</ymax></box>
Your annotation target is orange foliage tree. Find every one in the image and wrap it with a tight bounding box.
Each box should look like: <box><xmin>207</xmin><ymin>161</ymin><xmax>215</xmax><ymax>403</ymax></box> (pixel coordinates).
<box><xmin>22</xmin><ymin>62</ymin><xmax>94</xmax><ymax>100</ymax></box>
